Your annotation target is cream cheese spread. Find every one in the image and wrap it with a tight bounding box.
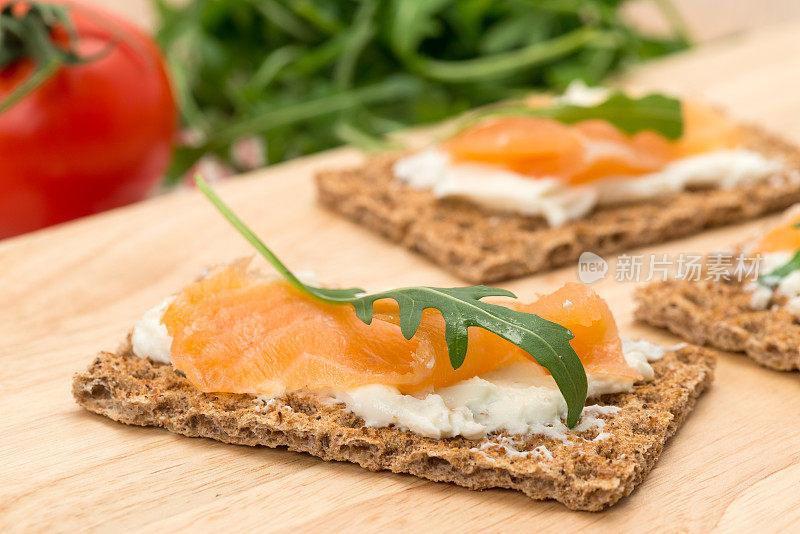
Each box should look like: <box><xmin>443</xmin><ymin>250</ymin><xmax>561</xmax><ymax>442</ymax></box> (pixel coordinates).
<box><xmin>131</xmin><ymin>298</ymin><xmax>173</xmax><ymax>364</ymax></box>
<box><xmin>130</xmin><ymin>299</ymin><xmax>672</xmax><ymax>440</ymax></box>
<box><xmin>556</xmin><ymin>81</ymin><xmax>611</xmax><ymax>107</ymax></box>
<box><xmin>393</xmin><ymin>148</ymin><xmax>783</xmax><ymax>227</ymax></box>
<box><xmin>393</xmin><ymin>81</ymin><xmax>784</xmax><ymax>227</ymax></box>
<box><xmin>747</xmin><ymin>251</ymin><xmax>800</xmax><ymax>318</ymax></box>
<box><xmin>332</xmin><ymin>338</ymin><xmax>671</xmax><ymax>440</ymax></box>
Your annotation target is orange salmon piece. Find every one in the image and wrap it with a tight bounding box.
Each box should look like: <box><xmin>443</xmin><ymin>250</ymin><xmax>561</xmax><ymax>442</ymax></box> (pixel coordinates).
<box><xmin>443</xmin><ymin>117</ymin><xmax>585</xmax><ymax>178</ymax></box>
<box><xmin>568</xmin><ymin>120</ymin><xmax>673</xmax><ymax>184</ymax></box>
<box><xmin>674</xmin><ymin>102</ymin><xmax>743</xmax><ymax>157</ymax></box>
<box><xmin>516</xmin><ymin>282</ymin><xmax>639</xmax><ymax>379</ymax></box>
<box><xmin>162</xmin><ymin>266</ymin><xmax>640</xmax><ymax>395</ymax></box>
<box><xmin>752</xmin><ymin>208</ymin><xmax>800</xmax><ymax>254</ymax></box>
<box><xmin>442</xmin><ymin>101</ymin><xmax>743</xmax><ymax>183</ymax></box>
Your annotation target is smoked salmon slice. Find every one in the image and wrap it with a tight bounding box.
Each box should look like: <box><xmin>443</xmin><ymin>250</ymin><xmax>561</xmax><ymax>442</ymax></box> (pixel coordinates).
<box><xmin>752</xmin><ymin>207</ymin><xmax>800</xmax><ymax>254</ymax></box>
<box><xmin>443</xmin><ymin>101</ymin><xmax>743</xmax><ymax>184</ymax></box>
<box><xmin>161</xmin><ymin>264</ymin><xmax>640</xmax><ymax>396</ymax></box>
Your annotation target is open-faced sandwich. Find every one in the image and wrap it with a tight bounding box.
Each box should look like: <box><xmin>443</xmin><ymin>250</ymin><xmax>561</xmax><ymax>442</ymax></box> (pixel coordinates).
<box><xmin>637</xmin><ymin>204</ymin><xmax>800</xmax><ymax>371</ymax></box>
<box><xmin>73</xmin><ymin>179</ymin><xmax>716</xmax><ymax>511</ymax></box>
<box><xmin>316</xmin><ymin>83</ymin><xmax>800</xmax><ymax>283</ymax></box>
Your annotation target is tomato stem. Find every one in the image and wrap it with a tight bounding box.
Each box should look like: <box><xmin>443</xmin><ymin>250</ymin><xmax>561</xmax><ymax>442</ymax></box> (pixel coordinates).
<box><xmin>0</xmin><ymin>57</ymin><xmax>61</xmax><ymax>114</ymax></box>
<box><xmin>0</xmin><ymin>2</ymin><xmax>106</xmax><ymax>114</ymax></box>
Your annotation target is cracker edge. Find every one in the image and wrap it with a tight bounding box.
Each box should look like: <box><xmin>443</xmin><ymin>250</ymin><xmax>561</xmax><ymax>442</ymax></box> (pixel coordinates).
<box><xmin>72</xmin><ymin>345</ymin><xmax>716</xmax><ymax>511</ymax></box>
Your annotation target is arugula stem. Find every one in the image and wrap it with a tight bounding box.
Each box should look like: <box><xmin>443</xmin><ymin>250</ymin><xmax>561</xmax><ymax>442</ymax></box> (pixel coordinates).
<box><xmin>333</xmin><ymin>121</ymin><xmax>398</xmax><ymax>152</ymax></box>
<box><xmin>194</xmin><ymin>176</ymin><xmax>334</xmax><ymax>303</ymax></box>
<box><xmin>251</xmin><ymin>0</ymin><xmax>318</xmax><ymax>42</ymax></box>
<box><xmin>289</xmin><ymin>0</ymin><xmax>344</xmax><ymax>35</ymax></box>
<box><xmin>652</xmin><ymin>0</ymin><xmax>692</xmax><ymax>45</ymax></box>
<box><xmin>245</xmin><ymin>45</ymin><xmax>303</xmax><ymax>94</ymax></box>
<box><xmin>195</xmin><ymin>176</ymin><xmax>588</xmax><ymax>427</ymax></box>
<box><xmin>333</xmin><ymin>0</ymin><xmax>377</xmax><ymax>89</ymax></box>
<box><xmin>199</xmin><ymin>76</ymin><xmax>421</xmax><ymax>151</ymax></box>
<box><xmin>169</xmin><ymin>77</ymin><xmax>422</xmax><ymax>177</ymax></box>
<box><xmin>411</xmin><ymin>27</ymin><xmax>610</xmax><ymax>82</ymax></box>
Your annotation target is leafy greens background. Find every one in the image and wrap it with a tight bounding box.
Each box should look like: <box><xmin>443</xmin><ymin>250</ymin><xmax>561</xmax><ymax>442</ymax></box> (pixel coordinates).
<box><xmin>155</xmin><ymin>0</ymin><xmax>689</xmax><ymax>181</ymax></box>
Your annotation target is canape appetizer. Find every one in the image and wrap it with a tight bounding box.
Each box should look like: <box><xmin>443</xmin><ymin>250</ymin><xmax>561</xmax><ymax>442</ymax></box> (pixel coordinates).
<box><xmin>74</xmin><ymin>179</ymin><xmax>715</xmax><ymax>511</ymax></box>
<box><xmin>317</xmin><ymin>83</ymin><xmax>799</xmax><ymax>282</ymax></box>
<box><xmin>637</xmin><ymin>205</ymin><xmax>800</xmax><ymax>371</ymax></box>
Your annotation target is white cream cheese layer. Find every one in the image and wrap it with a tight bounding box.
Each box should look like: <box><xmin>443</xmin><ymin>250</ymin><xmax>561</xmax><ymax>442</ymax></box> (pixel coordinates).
<box><xmin>747</xmin><ymin>251</ymin><xmax>800</xmax><ymax>318</ymax></box>
<box><xmin>131</xmin><ymin>271</ymin><xmax>321</xmax><ymax>364</ymax></box>
<box><xmin>333</xmin><ymin>338</ymin><xmax>671</xmax><ymax>440</ymax></box>
<box><xmin>131</xmin><ymin>298</ymin><xmax>173</xmax><ymax>364</ymax></box>
<box><xmin>130</xmin><ymin>300</ymin><xmax>671</xmax><ymax>440</ymax></box>
<box><xmin>556</xmin><ymin>81</ymin><xmax>611</xmax><ymax>107</ymax></box>
<box><xmin>394</xmin><ymin>148</ymin><xmax>782</xmax><ymax>227</ymax></box>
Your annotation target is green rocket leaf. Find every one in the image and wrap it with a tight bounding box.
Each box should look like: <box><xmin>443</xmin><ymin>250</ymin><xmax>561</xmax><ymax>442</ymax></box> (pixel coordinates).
<box><xmin>195</xmin><ymin>176</ymin><xmax>588</xmax><ymax>427</ymax></box>
<box><xmin>759</xmin><ymin>250</ymin><xmax>800</xmax><ymax>288</ymax></box>
<box><xmin>461</xmin><ymin>91</ymin><xmax>683</xmax><ymax>139</ymax></box>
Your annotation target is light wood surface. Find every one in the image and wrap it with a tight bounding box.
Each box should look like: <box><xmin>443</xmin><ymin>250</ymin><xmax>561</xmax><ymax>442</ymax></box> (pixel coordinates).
<box><xmin>2</xmin><ymin>22</ymin><xmax>800</xmax><ymax>534</ymax></box>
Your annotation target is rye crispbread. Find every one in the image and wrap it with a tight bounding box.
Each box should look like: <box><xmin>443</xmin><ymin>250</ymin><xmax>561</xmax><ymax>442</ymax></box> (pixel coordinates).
<box><xmin>316</xmin><ymin>124</ymin><xmax>800</xmax><ymax>283</ymax></box>
<box><xmin>73</xmin><ymin>342</ymin><xmax>715</xmax><ymax>511</ymax></box>
<box><xmin>636</xmin><ymin>279</ymin><xmax>800</xmax><ymax>371</ymax></box>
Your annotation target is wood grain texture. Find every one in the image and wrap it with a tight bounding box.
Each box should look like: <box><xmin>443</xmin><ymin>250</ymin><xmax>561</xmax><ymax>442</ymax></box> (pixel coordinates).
<box><xmin>2</xmin><ymin>22</ymin><xmax>800</xmax><ymax>534</ymax></box>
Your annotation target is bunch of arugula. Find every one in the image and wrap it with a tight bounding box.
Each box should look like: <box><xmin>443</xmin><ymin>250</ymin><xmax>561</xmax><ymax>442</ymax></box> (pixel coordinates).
<box><xmin>155</xmin><ymin>0</ymin><xmax>690</xmax><ymax>181</ymax></box>
<box><xmin>195</xmin><ymin>176</ymin><xmax>589</xmax><ymax>427</ymax></box>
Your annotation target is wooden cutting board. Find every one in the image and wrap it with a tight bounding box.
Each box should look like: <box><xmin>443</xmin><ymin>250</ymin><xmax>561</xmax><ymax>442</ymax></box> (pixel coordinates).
<box><xmin>2</xmin><ymin>23</ymin><xmax>800</xmax><ymax>534</ymax></box>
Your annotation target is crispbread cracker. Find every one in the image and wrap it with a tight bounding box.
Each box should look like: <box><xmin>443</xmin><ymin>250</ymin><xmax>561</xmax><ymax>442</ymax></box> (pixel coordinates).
<box><xmin>73</xmin><ymin>343</ymin><xmax>715</xmax><ymax>511</ymax></box>
<box><xmin>636</xmin><ymin>280</ymin><xmax>800</xmax><ymax>371</ymax></box>
<box><xmin>316</xmin><ymin>124</ymin><xmax>800</xmax><ymax>283</ymax></box>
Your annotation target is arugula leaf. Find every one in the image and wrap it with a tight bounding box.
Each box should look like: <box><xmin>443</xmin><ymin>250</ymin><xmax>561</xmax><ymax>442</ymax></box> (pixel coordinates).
<box><xmin>461</xmin><ymin>91</ymin><xmax>684</xmax><ymax>140</ymax></box>
<box><xmin>546</xmin><ymin>92</ymin><xmax>683</xmax><ymax>139</ymax></box>
<box><xmin>195</xmin><ymin>176</ymin><xmax>588</xmax><ymax>427</ymax></box>
<box><xmin>758</xmin><ymin>250</ymin><xmax>800</xmax><ymax>288</ymax></box>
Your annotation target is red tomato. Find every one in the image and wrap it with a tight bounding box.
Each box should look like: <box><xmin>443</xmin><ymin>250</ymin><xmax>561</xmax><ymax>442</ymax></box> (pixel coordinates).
<box><xmin>0</xmin><ymin>2</ymin><xmax>175</xmax><ymax>238</ymax></box>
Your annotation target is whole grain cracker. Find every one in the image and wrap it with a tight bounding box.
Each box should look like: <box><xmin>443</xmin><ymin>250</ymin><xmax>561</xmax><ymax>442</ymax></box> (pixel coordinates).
<box><xmin>73</xmin><ymin>343</ymin><xmax>715</xmax><ymax>511</ymax></box>
<box><xmin>316</xmin><ymin>125</ymin><xmax>800</xmax><ymax>283</ymax></box>
<box><xmin>636</xmin><ymin>279</ymin><xmax>800</xmax><ymax>371</ymax></box>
